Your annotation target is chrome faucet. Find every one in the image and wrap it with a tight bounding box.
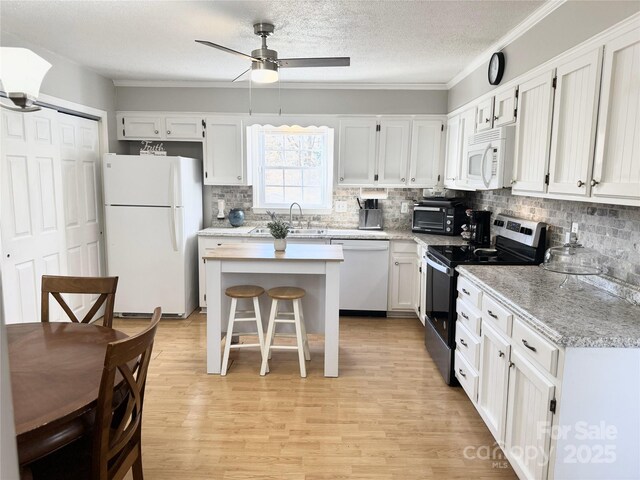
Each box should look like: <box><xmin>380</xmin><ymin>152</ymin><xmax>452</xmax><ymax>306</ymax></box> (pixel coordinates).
<box><xmin>289</xmin><ymin>202</ymin><xmax>303</xmax><ymax>228</ymax></box>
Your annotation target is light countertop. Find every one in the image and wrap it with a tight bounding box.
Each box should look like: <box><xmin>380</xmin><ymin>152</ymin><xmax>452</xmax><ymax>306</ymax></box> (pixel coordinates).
<box><xmin>197</xmin><ymin>226</ymin><xmax>467</xmax><ymax>248</ymax></box>
<box><xmin>457</xmin><ymin>265</ymin><xmax>640</xmax><ymax>348</ymax></box>
<box><xmin>203</xmin><ymin>243</ymin><xmax>344</xmax><ymax>262</ymax></box>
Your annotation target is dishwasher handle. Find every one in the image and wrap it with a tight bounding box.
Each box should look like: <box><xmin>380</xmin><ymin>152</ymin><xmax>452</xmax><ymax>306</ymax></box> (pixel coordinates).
<box><xmin>331</xmin><ymin>242</ymin><xmax>389</xmax><ymax>251</ymax></box>
<box><xmin>425</xmin><ymin>253</ymin><xmax>453</xmax><ymax>277</ymax></box>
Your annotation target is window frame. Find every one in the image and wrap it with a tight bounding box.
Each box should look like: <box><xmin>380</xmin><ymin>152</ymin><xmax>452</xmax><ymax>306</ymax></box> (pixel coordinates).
<box><xmin>250</xmin><ymin>124</ymin><xmax>334</xmax><ymax>214</ymax></box>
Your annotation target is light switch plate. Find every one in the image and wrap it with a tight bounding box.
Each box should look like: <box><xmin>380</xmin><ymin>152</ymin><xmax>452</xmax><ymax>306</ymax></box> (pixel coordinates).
<box><xmin>571</xmin><ymin>222</ymin><xmax>579</xmax><ymax>234</ymax></box>
<box><xmin>401</xmin><ymin>201</ymin><xmax>409</xmax><ymax>214</ymax></box>
<box><xmin>335</xmin><ymin>201</ymin><xmax>347</xmax><ymax>213</ymax></box>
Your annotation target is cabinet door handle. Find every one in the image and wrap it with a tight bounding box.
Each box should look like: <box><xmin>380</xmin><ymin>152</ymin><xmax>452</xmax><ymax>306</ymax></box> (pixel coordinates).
<box><xmin>461</xmin><ymin>288</ymin><xmax>470</xmax><ymax>296</ymax></box>
<box><xmin>411</xmin><ymin>177</ymin><xmax>415</xmax><ymax>182</ymax></box>
<box><xmin>485</xmin><ymin>118</ymin><xmax>490</xmax><ymax>123</ymax></box>
<box><xmin>511</xmin><ymin>179</ymin><xmax>517</xmax><ymax>185</ymax></box>
<box><xmin>509</xmin><ymin>361</ymin><xmax>515</xmax><ymax>368</ymax></box>
<box><xmin>458</xmin><ymin>369</ymin><xmax>466</xmax><ymax>378</ymax></box>
<box><xmin>167</xmin><ymin>130</ymin><xmax>171</xmax><ymax>135</ymax></box>
<box><xmin>522</xmin><ymin>339</ymin><xmax>537</xmax><ymax>352</ymax></box>
<box><xmin>459</xmin><ymin>339</ymin><xmax>468</xmax><ymax>347</ymax></box>
<box><xmin>339</xmin><ymin>177</ymin><xmax>344</xmax><ymax>181</ymax></box>
<box><xmin>395</xmin><ymin>261</ymin><xmax>399</xmax><ymax>266</ymax></box>
<box><xmin>460</xmin><ymin>311</ymin><xmax>469</xmax><ymax>320</ymax></box>
<box><xmin>154</xmin><ymin>130</ymin><xmax>159</xmax><ymax>134</ymax></box>
<box><xmin>590</xmin><ymin>179</ymin><xmax>599</xmax><ymax>187</ymax></box>
<box><xmin>487</xmin><ymin>310</ymin><xmax>498</xmax><ymax>319</ymax></box>
<box><xmin>401</xmin><ymin>178</ymin><xmax>406</xmax><ymax>182</ymax></box>
<box><xmin>577</xmin><ymin>180</ymin><xmax>584</xmax><ymax>187</ymax></box>
<box><xmin>237</xmin><ymin>176</ymin><xmax>242</xmax><ymax>180</ymax></box>
<box><xmin>498</xmin><ymin>350</ymin><xmax>505</xmax><ymax>358</ymax></box>
<box><xmin>493</xmin><ymin>115</ymin><xmax>499</xmax><ymax>121</ymax></box>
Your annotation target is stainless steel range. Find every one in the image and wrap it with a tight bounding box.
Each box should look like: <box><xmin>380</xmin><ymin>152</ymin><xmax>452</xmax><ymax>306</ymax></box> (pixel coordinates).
<box><xmin>424</xmin><ymin>214</ymin><xmax>547</xmax><ymax>385</ymax></box>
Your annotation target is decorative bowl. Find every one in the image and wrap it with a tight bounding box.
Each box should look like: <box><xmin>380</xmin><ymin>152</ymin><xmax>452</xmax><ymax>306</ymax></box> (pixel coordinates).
<box><xmin>228</xmin><ymin>208</ymin><xmax>245</xmax><ymax>227</ymax></box>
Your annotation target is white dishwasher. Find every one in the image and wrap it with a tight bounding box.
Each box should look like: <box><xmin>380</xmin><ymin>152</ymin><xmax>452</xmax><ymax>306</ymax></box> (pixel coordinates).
<box><xmin>330</xmin><ymin>239</ymin><xmax>390</xmax><ymax>314</ymax></box>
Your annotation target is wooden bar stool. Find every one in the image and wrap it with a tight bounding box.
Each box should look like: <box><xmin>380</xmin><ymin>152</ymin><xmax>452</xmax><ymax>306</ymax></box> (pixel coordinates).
<box><xmin>260</xmin><ymin>286</ymin><xmax>311</xmax><ymax>378</ymax></box>
<box><xmin>221</xmin><ymin>285</ymin><xmax>266</xmax><ymax>375</ymax></box>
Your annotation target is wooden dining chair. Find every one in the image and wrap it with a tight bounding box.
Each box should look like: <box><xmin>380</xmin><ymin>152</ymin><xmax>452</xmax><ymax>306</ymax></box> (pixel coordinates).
<box><xmin>28</xmin><ymin>307</ymin><xmax>161</xmax><ymax>480</ymax></box>
<box><xmin>41</xmin><ymin>275</ymin><xmax>118</xmax><ymax>328</ymax></box>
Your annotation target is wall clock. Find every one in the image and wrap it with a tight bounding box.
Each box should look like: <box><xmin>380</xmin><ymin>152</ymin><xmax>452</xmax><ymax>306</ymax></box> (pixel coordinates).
<box><xmin>488</xmin><ymin>52</ymin><xmax>505</xmax><ymax>85</ymax></box>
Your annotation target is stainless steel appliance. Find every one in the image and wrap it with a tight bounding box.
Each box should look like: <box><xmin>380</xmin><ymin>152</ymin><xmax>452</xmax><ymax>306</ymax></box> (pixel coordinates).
<box><xmin>424</xmin><ymin>215</ymin><xmax>547</xmax><ymax>384</ymax></box>
<box><xmin>467</xmin><ymin>210</ymin><xmax>492</xmax><ymax>247</ymax></box>
<box><xmin>412</xmin><ymin>198</ymin><xmax>467</xmax><ymax>235</ymax></box>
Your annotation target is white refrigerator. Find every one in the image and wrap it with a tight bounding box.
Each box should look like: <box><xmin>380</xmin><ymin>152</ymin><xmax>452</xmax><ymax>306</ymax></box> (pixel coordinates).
<box><xmin>103</xmin><ymin>154</ymin><xmax>202</xmax><ymax>317</ymax></box>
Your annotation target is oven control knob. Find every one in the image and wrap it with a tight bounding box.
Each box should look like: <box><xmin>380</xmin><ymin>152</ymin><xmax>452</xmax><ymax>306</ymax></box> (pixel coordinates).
<box><xmin>446</xmin><ymin>220</ymin><xmax>452</xmax><ymax>225</ymax></box>
<box><xmin>446</xmin><ymin>227</ymin><xmax>451</xmax><ymax>232</ymax></box>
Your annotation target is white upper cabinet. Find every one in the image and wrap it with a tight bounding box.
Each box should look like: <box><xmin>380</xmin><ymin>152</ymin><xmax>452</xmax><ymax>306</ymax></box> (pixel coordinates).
<box><xmin>338</xmin><ymin>118</ymin><xmax>377</xmax><ymax>185</ymax></box>
<box><xmin>165</xmin><ymin>116</ymin><xmax>204</xmax><ymax>140</ymax></box>
<box><xmin>493</xmin><ymin>86</ymin><xmax>518</xmax><ymax>127</ymax></box>
<box><xmin>409</xmin><ymin>119</ymin><xmax>443</xmax><ymax>187</ymax></box>
<box><xmin>591</xmin><ymin>27</ymin><xmax>640</xmax><ymax>205</ymax></box>
<box><xmin>475</xmin><ymin>97</ymin><xmax>494</xmax><ymax>132</ymax></box>
<box><xmin>121</xmin><ymin>115</ymin><xmax>163</xmax><ymax>140</ymax></box>
<box><xmin>444</xmin><ymin>114</ymin><xmax>462</xmax><ymax>188</ymax></box>
<box><xmin>203</xmin><ymin>116</ymin><xmax>247</xmax><ymax>186</ymax></box>
<box><xmin>512</xmin><ymin>69</ymin><xmax>556</xmax><ymax>195</ymax></box>
<box><xmin>547</xmin><ymin>48</ymin><xmax>603</xmax><ymax>197</ymax></box>
<box><xmin>377</xmin><ymin>119</ymin><xmax>411</xmax><ymax>186</ymax></box>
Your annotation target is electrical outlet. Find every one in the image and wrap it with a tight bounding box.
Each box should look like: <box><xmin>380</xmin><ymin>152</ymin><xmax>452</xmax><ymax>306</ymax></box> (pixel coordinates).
<box><xmin>571</xmin><ymin>222</ymin><xmax>579</xmax><ymax>234</ymax></box>
<box><xmin>400</xmin><ymin>201</ymin><xmax>409</xmax><ymax>214</ymax></box>
<box><xmin>335</xmin><ymin>201</ymin><xmax>347</xmax><ymax>213</ymax></box>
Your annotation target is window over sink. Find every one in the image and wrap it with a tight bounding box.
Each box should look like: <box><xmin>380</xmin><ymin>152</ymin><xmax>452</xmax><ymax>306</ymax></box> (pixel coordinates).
<box><xmin>248</xmin><ymin>124</ymin><xmax>334</xmax><ymax>213</ymax></box>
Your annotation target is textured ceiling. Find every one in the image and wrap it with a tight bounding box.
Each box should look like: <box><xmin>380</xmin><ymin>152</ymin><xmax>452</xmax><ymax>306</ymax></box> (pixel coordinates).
<box><xmin>0</xmin><ymin>0</ymin><xmax>544</xmax><ymax>85</ymax></box>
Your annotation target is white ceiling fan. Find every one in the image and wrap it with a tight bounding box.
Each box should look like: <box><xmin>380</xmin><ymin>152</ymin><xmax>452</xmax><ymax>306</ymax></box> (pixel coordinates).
<box><xmin>196</xmin><ymin>22</ymin><xmax>350</xmax><ymax>83</ymax></box>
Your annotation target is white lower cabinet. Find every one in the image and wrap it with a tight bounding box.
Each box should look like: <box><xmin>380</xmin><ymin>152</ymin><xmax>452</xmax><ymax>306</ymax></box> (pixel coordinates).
<box><xmin>197</xmin><ymin>236</ymin><xmax>245</xmax><ymax>308</ymax></box>
<box><xmin>388</xmin><ymin>241</ymin><xmax>417</xmax><ymax>313</ymax></box>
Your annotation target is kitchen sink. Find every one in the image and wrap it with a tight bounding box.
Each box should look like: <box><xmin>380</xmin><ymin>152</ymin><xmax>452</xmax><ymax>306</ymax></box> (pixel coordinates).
<box><xmin>249</xmin><ymin>227</ymin><xmax>327</xmax><ymax>236</ymax></box>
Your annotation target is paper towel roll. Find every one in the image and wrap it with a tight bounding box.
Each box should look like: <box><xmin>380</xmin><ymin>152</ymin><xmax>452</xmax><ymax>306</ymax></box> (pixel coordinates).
<box><xmin>217</xmin><ymin>200</ymin><xmax>225</xmax><ymax>219</ymax></box>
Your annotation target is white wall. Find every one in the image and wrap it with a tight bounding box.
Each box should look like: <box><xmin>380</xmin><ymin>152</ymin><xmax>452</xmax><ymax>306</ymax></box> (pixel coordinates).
<box><xmin>115</xmin><ymin>86</ymin><xmax>448</xmax><ymax>115</ymax></box>
<box><xmin>448</xmin><ymin>0</ymin><xmax>640</xmax><ymax>111</ymax></box>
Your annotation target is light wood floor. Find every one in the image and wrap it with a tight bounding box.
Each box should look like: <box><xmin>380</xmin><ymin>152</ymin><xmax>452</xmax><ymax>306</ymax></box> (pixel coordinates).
<box><xmin>114</xmin><ymin>312</ymin><xmax>516</xmax><ymax>480</ymax></box>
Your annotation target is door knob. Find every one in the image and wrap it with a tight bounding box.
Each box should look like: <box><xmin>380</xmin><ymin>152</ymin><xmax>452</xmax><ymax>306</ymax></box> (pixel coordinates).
<box><xmin>577</xmin><ymin>180</ymin><xmax>584</xmax><ymax>187</ymax></box>
<box><xmin>590</xmin><ymin>179</ymin><xmax>599</xmax><ymax>187</ymax></box>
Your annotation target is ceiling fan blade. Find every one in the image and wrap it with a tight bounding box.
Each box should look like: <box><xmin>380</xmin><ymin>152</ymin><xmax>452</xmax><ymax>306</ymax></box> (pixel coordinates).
<box><xmin>278</xmin><ymin>57</ymin><xmax>351</xmax><ymax>68</ymax></box>
<box><xmin>232</xmin><ymin>68</ymin><xmax>251</xmax><ymax>82</ymax></box>
<box><xmin>195</xmin><ymin>40</ymin><xmax>260</xmax><ymax>62</ymax></box>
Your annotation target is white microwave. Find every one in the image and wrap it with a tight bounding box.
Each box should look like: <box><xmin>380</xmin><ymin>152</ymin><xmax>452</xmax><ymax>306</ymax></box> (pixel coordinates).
<box><xmin>465</xmin><ymin>126</ymin><xmax>515</xmax><ymax>190</ymax></box>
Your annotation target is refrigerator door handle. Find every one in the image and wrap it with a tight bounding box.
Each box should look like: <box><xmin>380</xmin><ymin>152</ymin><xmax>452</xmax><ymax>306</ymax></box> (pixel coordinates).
<box><xmin>169</xmin><ymin>163</ymin><xmax>179</xmax><ymax>252</ymax></box>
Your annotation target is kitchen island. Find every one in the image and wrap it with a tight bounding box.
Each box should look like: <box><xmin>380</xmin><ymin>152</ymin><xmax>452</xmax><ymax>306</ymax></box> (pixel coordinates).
<box><xmin>203</xmin><ymin>243</ymin><xmax>344</xmax><ymax>377</ymax></box>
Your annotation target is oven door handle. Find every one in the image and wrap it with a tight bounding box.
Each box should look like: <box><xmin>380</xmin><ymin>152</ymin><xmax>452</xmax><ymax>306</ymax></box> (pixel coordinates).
<box><xmin>425</xmin><ymin>253</ymin><xmax>453</xmax><ymax>277</ymax></box>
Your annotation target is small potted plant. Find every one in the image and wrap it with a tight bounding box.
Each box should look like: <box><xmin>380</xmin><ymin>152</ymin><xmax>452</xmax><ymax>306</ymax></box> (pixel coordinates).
<box><xmin>266</xmin><ymin>211</ymin><xmax>290</xmax><ymax>251</ymax></box>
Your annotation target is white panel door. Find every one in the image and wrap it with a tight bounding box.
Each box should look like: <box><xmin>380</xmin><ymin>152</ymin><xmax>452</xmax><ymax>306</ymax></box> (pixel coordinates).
<box><xmin>493</xmin><ymin>87</ymin><xmax>518</xmax><ymax>127</ymax></box>
<box><xmin>443</xmin><ymin>115</ymin><xmax>462</xmax><ymax>188</ymax></box>
<box><xmin>203</xmin><ymin>116</ymin><xmax>245</xmax><ymax>185</ymax></box>
<box><xmin>548</xmin><ymin>48</ymin><xmax>603</xmax><ymax>197</ymax></box>
<box><xmin>476</xmin><ymin>97</ymin><xmax>495</xmax><ymax>132</ymax></box>
<box><xmin>477</xmin><ymin>322</ymin><xmax>511</xmax><ymax>443</ymax></box>
<box><xmin>377</xmin><ymin>119</ymin><xmax>410</xmax><ymax>186</ymax></box>
<box><xmin>592</xmin><ymin>27</ymin><xmax>640</xmax><ymax>204</ymax></box>
<box><xmin>0</xmin><ymin>108</ymin><xmax>67</xmax><ymax>324</ymax></box>
<box><xmin>388</xmin><ymin>254</ymin><xmax>415</xmax><ymax>311</ymax></box>
<box><xmin>512</xmin><ymin>69</ymin><xmax>556</xmax><ymax>194</ymax></box>
<box><xmin>505</xmin><ymin>349</ymin><xmax>555</xmax><ymax>480</ymax></box>
<box><xmin>338</xmin><ymin>118</ymin><xmax>377</xmax><ymax>186</ymax></box>
<box><xmin>165</xmin><ymin>116</ymin><xmax>203</xmax><ymax>140</ymax></box>
<box><xmin>59</xmin><ymin>114</ymin><xmax>105</xmax><ymax>321</ymax></box>
<box><xmin>121</xmin><ymin>115</ymin><xmax>162</xmax><ymax>140</ymax></box>
<box><xmin>409</xmin><ymin>120</ymin><xmax>443</xmax><ymax>187</ymax></box>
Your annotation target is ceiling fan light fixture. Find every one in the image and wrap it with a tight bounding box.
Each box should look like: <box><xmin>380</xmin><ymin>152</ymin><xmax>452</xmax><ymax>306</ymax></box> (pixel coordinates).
<box><xmin>251</xmin><ymin>61</ymin><xmax>278</xmax><ymax>84</ymax></box>
<box><xmin>0</xmin><ymin>47</ymin><xmax>51</xmax><ymax>111</ymax></box>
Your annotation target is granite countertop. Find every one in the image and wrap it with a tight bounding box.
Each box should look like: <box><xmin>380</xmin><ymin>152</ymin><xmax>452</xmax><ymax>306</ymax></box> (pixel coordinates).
<box><xmin>457</xmin><ymin>265</ymin><xmax>640</xmax><ymax>348</ymax></box>
<box><xmin>197</xmin><ymin>226</ymin><xmax>467</xmax><ymax>247</ymax></box>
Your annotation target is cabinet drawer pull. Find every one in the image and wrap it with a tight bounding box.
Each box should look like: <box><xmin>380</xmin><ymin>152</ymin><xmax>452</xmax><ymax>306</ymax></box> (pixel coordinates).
<box><xmin>460</xmin><ymin>311</ymin><xmax>469</xmax><ymax>320</ymax></box>
<box><xmin>461</xmin><ymin>288</ymin><xmax>470</xmax><ymax>296</ymax></box>
<box><xmin>458</xmin><ymin>369</ymin><xmax>466</xmax><ymax>378</ymax></box>
<box><xmin>498</xmin><ymin>350</ymin><xmax>505</xmax><ymax>358</ymax></box>
<box><xmin>459</xmin><ymin>339</ymin><xmax>468</xmax><ymax>347</ymax></box>
<box><xmin>487</xmin><ymin>310</ymin><xmax>498</xmax><ymax>319</ymax></box>
<box><xmin>522</xmin><ymin>339</ymin><xmax>537</xmax><ymax>352</ymax></box>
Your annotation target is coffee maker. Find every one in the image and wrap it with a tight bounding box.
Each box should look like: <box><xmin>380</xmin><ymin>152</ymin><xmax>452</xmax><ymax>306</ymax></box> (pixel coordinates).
<box><xmin>467</xmin><ymin>210</ymin><xmax>492</xmax><ymax>247</ymax></box>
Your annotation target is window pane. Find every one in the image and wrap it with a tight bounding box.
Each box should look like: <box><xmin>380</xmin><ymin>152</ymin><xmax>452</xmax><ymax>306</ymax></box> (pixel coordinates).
<box><xmin>284</xmin><ymin>187</ymin><xmax>303</xmax><ymax>203</ymax></box>
<box><xmin>301</xmin><ymin>135</ymin><xmax>321</xmax><ymax>151</ymax></box>
<box><xmin>285</xmin><ymin>135</ymin><xmax>300</xmax><ymax>150</ymax></box>
<box><xmin>264</xmin><ymin>134</ymin><xmax>283</xmax><ymax>150</ymax></box>
<box><xmin>301</xmin><ymin>151</ymin><xmax>322</xmax><ymax>167</ymax></box>
<box><xmin>265</xmin><ymin>150</ymin><xmax>284</xmax><ymax>166</ymax></box>
<box><xmin>303</xmin><ymin>169</ymin><xmax>322</xmax><ymax>187</ymax></box>
<box><xmin>284</xmin><ymin>169</ymin><xmax>302</xmax><ymax>186</ymax></box>
<box><xmin>284</xmin><ymin>150</ymin><xmax>300</xmax><ymax>167</ymax></box>
<box><xmin>265</xmin><ymin>169</ymin><xmax>284</xmax><ymax>186</ymax></box>
<box><xmin>265</xmin><ymin>186</ymin><xmax>284</xmax><ymax>203</ymax></box>
<box><xmin>303</xmin><ymin>187</ymin><xmax>321</xmax><ymax>204</ymax></box>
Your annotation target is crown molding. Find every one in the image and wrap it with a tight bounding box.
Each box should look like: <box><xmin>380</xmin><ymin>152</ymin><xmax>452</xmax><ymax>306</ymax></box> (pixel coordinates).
<box><xmin>446</xmin><ymin>0</ymin><xmax>567</xmax><ymax>90</ymax></box>
<box><xmin>112</xmin><ymin>79</ymin><xmax>449</xmax><ymax>91</ymax></box>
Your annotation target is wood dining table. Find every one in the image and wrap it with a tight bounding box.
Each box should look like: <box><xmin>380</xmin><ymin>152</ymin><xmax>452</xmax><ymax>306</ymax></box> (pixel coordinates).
<box><xmin>7</xmin><ymin>322</ymin><xmax>128</xmax><ymax>465</ymax></box>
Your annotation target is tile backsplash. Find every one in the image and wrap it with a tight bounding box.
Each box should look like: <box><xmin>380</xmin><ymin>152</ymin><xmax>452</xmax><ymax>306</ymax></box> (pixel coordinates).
<box><xmin>207</xmin><ymin>186</ymin><xmax>423</xmax><ymax>231</ymax></box>
<box><xmin>466</xmin><ymin>190</ymin><xmax>640</xmax><ymax>287</ymax></box>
